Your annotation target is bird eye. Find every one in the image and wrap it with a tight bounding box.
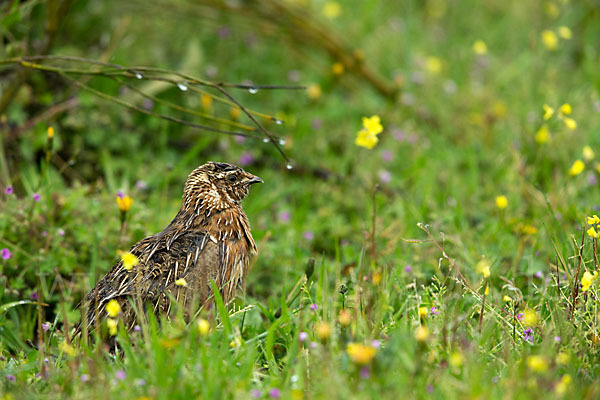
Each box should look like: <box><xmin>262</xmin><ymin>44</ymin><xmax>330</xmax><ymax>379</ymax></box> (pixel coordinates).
<box><xmin>228</xmin><ymin>175</ymin><xmax>237</xmax><ymax>182</ymax></box>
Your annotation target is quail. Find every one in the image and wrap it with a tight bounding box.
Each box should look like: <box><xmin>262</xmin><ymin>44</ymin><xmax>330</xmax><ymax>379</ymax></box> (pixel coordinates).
<box><xmin>79</xmin><ymin>161</ymin><xmax>263</xmax><ymax>333</ymax></box>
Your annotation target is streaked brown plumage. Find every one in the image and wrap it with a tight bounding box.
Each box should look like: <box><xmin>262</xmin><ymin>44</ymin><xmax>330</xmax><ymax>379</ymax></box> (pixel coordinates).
<box><xmin>79</xmin><ymin>161</ymin><xmax>262</xmax><ymax>333</ymax></box>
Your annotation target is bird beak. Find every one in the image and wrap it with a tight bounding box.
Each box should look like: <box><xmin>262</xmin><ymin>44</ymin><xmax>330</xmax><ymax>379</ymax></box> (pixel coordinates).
<box><xmin>244</xmin><ymin>173</ymin><xmax>264</xmax><ymax>185</ymax></box>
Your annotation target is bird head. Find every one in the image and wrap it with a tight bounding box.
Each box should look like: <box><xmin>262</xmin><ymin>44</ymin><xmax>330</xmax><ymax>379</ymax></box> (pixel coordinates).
<box><xmin>183</xmin><ymin>162</ymin><xmax>263</xmax><ymax>211</ymax></box>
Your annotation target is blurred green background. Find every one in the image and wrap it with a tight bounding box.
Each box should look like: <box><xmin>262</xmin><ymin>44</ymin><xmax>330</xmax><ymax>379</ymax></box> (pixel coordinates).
<box><xmin>1</xmin><ymin>0</ymin><xmax>600</xmax><ymax>398</ymax></box>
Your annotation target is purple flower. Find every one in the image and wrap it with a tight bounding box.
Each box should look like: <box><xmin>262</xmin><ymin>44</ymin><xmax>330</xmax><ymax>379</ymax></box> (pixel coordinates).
<box><xmin>80</xmin><ymin>374</ymin><xmax>89</xmax><ymax>382</ymax></box>
<box><xmin>554</xmin><ymin>336</ymin><xmax>561</xmax><ymax>343</ymax></box>
<box><xmin>426</xmin><ymin>384</ymin><xmax>434</xmax><ymax>394</ymax></box>
<box><xmin>135</xmin><ymin>378</ymin><xmax>146</xmax><ymax>386</ymax></box>
<box><xmin>534</xmin><ymin>271</ymin><xmax>543</xmax><ymax>279</ymax></box>
<box><xmin>217</xmin><ymin>26</ymin><xmax>230</xmax><ymax>38</ymax></box>
<box><xmin>33</xmin><ymin>193</ymin><xmax>41</xmax><ymax>202</ymax></box>
<box><xmin>311</xmin><ymin>118</ymin><xmax>322</xmax><ymax>130</ymax></box>
<box><xmin>269</xmin><ymin>388</ymin><xmax>280</xmax><ymax>398</ymax></box>
<box><xmin>31</xmin><ymin>292</ymin><xmax>38</xmax><ymax>300</ymax></box>
<box><xmin>298</xmin><ymin>331</ymin><xmax>309</xmax><ymax>342</ymax></box>
<box><xmin>430</xmin><ymin>306</ymin><xmax>439</xmax><ymax>315</ymax></box>
<box><xmin>392</xmin><ymin>129</ymin><xmax>405</xmax><ymax>142</ymax></box>
<box><xmin>1</xmin><ymin>248</ymin><xmax>11</xmax><ymax>260</ymax></box>
<box><xmin>309</xmin><ymin>341</ymin><xmax>317</xmax><ymax>349</ymax></box>
<box><xmin>7</xmin><ymin>374</ymin><xmax>16</xmax><ymax>382</ymax></box>
<box><xmin>142</xmin><ymin>98</ymin><xmax>154</xmax><ymax>111</ymax></box>
<box><xmin>42</xmin><ymin>322</ymin><xmax>51</xmax><ymax>332</ymax></box>
<box><xmin>251</xmin><ymin>389</ymin><xmax>261</xmax><ymax>398</ymax></box>
<box><xmin>135</xmin><ymin>180</ymin><xmax>148</xmax><ymax>191</ymax></box>
<box><xmin>522</xmin><ymin>328</ymin><xmax>533</xmax><ymax>343</ymax></box>
<box><xmin>404</xmin><ymin>265</ymin><xmax>412</xmax><ymax>273</ymax></box>
<box><xmin>304</xmin><ymin>231</ymin><xmax>314</xmax><ymax>241</ymax></box>
<box><xmin>381</xmin><ymin>150</ymin><xmax>393</xmax><ymax>162</ymax></box>
<box><xmin>115</xmin><ymin>370</ymin><xmax>126</xmax><ymax>381</ymax></box>
<box><xmin>238</xmin><ymin>152</ymin><xmax>254</xmax><ymax>166</ymax></box>
<box><xmin>4</xmin><ymin>186</ymin><xmax>13</xmax><ymax>195</ymax></box>
<box><xmin>378</xmin><ymin>170</ymin><xmax>392</xmax><ymax>183</ymax></box>
<box><xmin>134</xmin><ymin>325</ymin><xmax>141</xmax><ymax>332</ymax></box>
<box><xmin>41</xmin><ymin>231</ymin><xmax>48</xmax><ymax>237</ymax></box>
<box><xmin>309</xmin><ymin>303</ymin><xmax>318</xmax><ymax>312</ymax></box>
<box><xmin>371</xmin><ymin>339</ymin><xmax>381</xmax><ymax>349</ymax></box>
<box><xmin>58</xmin><ymin>228</ymin><xmax>65</xmax><ymax>237</ymax></box>
<box><xmin>516</xmin><ymin>313</ymin><xmax>523</xmax><ymax>321</ymax></box>
<box><xmin>279</xmin><ymin>211</ymin><xmax>291</xmax><ymax>223</ymax></box>
<box><xmin>235</xmin><ymin>135</ymin><xmax>246</xmax><ymax>144</ymax></box>
<box><xmin>360</xmin><ymin>366</ymin><xmax>371</xmax><ymax>379</ymax></box>
<box><xmin>116</xmin><ymin>191</ymin><xmax>125</xmax><ymax>199</ymax></box>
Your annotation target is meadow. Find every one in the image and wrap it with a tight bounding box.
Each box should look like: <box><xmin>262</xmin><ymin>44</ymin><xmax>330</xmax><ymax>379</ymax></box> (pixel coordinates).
<box><xmin>1</xmin><ymin>0</ymin><xmax>600</xmax><ymax>398</ymax></box>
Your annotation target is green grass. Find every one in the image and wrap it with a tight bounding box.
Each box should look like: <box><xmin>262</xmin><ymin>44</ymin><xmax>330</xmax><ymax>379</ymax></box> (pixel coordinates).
<box><xmin>2</xmin><ymin>0</ymin><xmax>600</xmax><ymax>398</ymax></box>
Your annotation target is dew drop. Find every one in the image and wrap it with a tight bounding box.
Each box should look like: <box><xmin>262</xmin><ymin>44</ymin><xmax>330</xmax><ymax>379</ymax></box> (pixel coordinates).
<box><xmin>279</xmin><ymin>138</ymin><xmax>286</xmax><ymax>145</ymax></box>
<box><xmin>135</xmin><ymin>72</ymin><xmax>143</xmax><ymax>80</ymax></box>
<box><xmin>286</xmin><ymin>164</ymin><xmax>293</xmax><ymax>170</ymax></box>
<box><xmin>248</xmin><ymin>87</ymin><xmax>258</xmax><ymax>94</ymax></box>
<box><xmin>177</xmin><ymin>82</ymin><xmax>188</xmax><ymax>91</ymax></box>
<box><xmin>274</xmin><ymin>118</ymin><xmax>284</xmax><ymax>125</ymax></box>
<box><xmin>262</xmin><ymin>138</ymin><xmax>270</xmax><ymax>143</ymax></box>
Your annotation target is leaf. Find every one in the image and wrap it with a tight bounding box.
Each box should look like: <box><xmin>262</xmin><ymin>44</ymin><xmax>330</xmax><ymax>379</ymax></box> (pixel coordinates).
<box><xmin>0</xmin><ymin>300</ymin><xmax>38</xmax><ymax>315</ymax></box>
<box><xmin>210</xmin><ymin>280</ymin><xmax>232</xmax><ymax>337</ymax></box>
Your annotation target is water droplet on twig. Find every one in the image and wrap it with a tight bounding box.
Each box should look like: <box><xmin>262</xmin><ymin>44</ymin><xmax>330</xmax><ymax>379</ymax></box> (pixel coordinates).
<box><xmin>248</xmin><ymin>87</ymin><xmax>258</xmax><ymax>94</ymax></box>
<box><xmin>279</xmin><ymin>138</ymin><xmax>286</xmax><ymax>145</ymax></box>
<box><xmin>177</xmin><ymin>82</ymin><xmax>188</xmax><ymax>91</ymax></box>
<box><xmin>135</xmin><ymin>72</ymin><xmax>143</xmax><ymax>79</ymax></box>
<box><xmin>274</xmin><ymin>119</ymin><xmax>284</xmax><ymax>125</ymax></box>
<box><xmin>286</xmin><ymin>164</ymin><xmax>293</xmax><ymax>170</ymax></box>
<box><xmin>262</xmin><ymin>138</ymin><xmax>270</xmax><ymax>143</ymax></box>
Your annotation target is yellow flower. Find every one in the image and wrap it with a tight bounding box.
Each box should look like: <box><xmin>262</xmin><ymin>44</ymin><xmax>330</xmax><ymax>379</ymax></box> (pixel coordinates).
<box><xmin>568</xmin><ymin>160</ymin><xmax>584</xmax><ymax>176</ymax></box>
<box><xmin>107</xmin><ymin>318</ymin><xmax>118</xmax><ymax>336</ymax></box>
<box><xmin>229</xmin><ymin>337</ymin><xmax>241</xmax><ymax>348</ymax></box>
<box><xmin>583</xmin><ymin>146</ymin><xmax>595</xmax><ymax>161</ymax></box>
<box><xmin>559</xmin><ymin>103</ymin><xmax>572</xmax><ymax>115</ymax></box>
<box><xmin>425</xmin><ymin>56</ymin><xmax>442</xmax><ymax>74</ymax></box>
<box><xmin>535</xmin><ymin>125</ymin><xmax>550</xmax><ymax>144</ymax></box>
<box><xmin>558</xmin><ymin>26</ymin><xmax>572</xmax><ymax>40</ymax></box>
<box><xmin>596</xmin><ymin>163</ymin><xmax>600</xmax><ymax>174</ymax></box>
<box><xmin>563</xmin><ymin>117</ymin><xmax>577</xmax><ymax>130</ymax></box>
<box><xmin>545</xmin><ymin>2</ymin><xmax>560</xmax><ymax>18</ymax></box>
<box><xmin>60</xmin><ymin>341</ymin><xmax>77</xmax><ymax>356</ymax></box>
<box><xmin>47</xmin><ymin>126</ymin><xmax>54</xmax><ymax>139</ymax></box>
<box><xmin>197</xmin><ymin>318</ymin><xmax>210</xmax><ymax>335</ymax></box>
<box><xmin>543</xmin><ymin>104</ymin><xmax>554</xmax><ymax>120</ymax></box>
<box><xmin>495</xmin><ymin>195</ymin><xmax>508</xmax><ymax>209</ymax></box>
<box><xmin>418</xmin><ymin>307</ymin><xmax>428</xmax><ymax>318</ymax></box>
<box><xmin>555</xmin><ymin>374</ymin><xmax>571</xmax><ymax>395</ymax></box>
<box><xmin>346</xmin><ymin>343</ymin><xmax>377</xmax><ymax>364</ymax></box>
<box><xmin>322</xmin><ymin>1</ymin><xmax>341</xmax><ymax>19</ymax></box>
<box><xmin>484</xmin><ymin>284</ymin><xmax>490</xmax><ymax>296</ymax></box>
<box><xmin>105</xmin><ymin>299</ymin><xmax>121</xmax><ymax>317</ymax></box>
<box><xmin>473</xmin><ymin>40</ymin><xmax>488</xmax><ymax>55</ymax></box>
<box><xmin>449</xmin><ymin>351</ymin><xmax>464</xmax><ymax>368</ymax></box>
<box><xmin>503</xmin><ymin>295</ymin><xmax>512</xmax><ymax>302</ymax></box>
<box><xmin>338</xmin><ymin>309</ymin><xmax>351</xmax><ymax>326</ymax></box>
<box><xmin>527</xmin><ymin>355</ymin><xmax>548</xmax><ymax>373</ymax></box>
<box><xmin>522</xmin><ymin>308</ymin><xmax>538</xmax><ymax>326</ymax></box>
<box><xmin>362</xmin><ymin>115</ymin><xmax>383</xmax><ymax>135</ymax></box>
<box><xmin>120</xmin><ymin>252</ymin><xmax>139</xmax><ymax>271</ymax></box>
<box><xmin>229</xmin><ymin>107</ymin><xmax>241</xmax><ymax>120</ymax></box>
<box><xmin>201</xmin><ymin>93</ymin><xmax>213</xmax><ymax>112</ymax></box>
<box><xmin>331</xmin><ymin>62</ymin><xmax>344</xmax><ymax>75</ymax></box>
<box><xmin>372</xmin><ymin>271</ymin><xmax>382</xmax><ymax>285</ymax></box>
<box><xmin>476</xmin><ymin>257</ymin><xmax>491</xmax><ymax>278</ymax></box>
<box><xmin>542</xmin><ymin>30</ymin><xmax>558</xmax><ymax>50</ymax></box>
<box><xmin>521</xmin><ymin>224</ymin><xmax>538</xmax><ymax>235</ymax></box>
<box><xmin>315</xmin><ymin>322</ymin><xmax>331</xmax><ymax>341</ymax></box>
<box><xmin>307</xmin><ymin>83</ymin><xmax>322</xmax><ymax>100</ymax></box>
<box><xmin>175</xmin><ymin>278</ymin><xmax>188</xmax><ymax>287</ymax></box>
<box><xmin>116</xmin><ymin>195</ymin><xmax>133</xmax><ymax>212</ymax></box>
<box><xmin>587</xmin><ymin>227</ymin><xmax>599</xmax><ymax>239</ymax></box>
<box><xmin>415</xmin><ymin>326</ymin><xmax>429</xmax><ymax>342</ymax></box>
<box><xmin>581</xmin><ymin>270</ymin><xmax>598</xmax><ymax>292</ymax></box>
<box><xmin>587</xmin><ymin>215</ymin><xmax>600</xmax><ymax>225</ymax></box>
<box><xmin>355</xmin><ymin>130</ymin><xmax>378</xmax><ymax>149</ymax></box>
<box><xmin>556</xmin><ymin>352</ymin><xmax>570</xmax><ymax>365</ymax></box>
